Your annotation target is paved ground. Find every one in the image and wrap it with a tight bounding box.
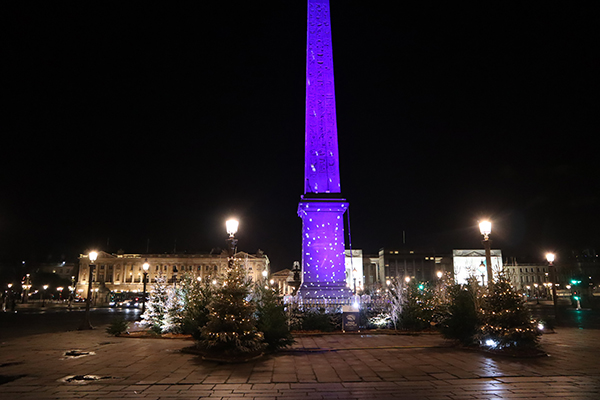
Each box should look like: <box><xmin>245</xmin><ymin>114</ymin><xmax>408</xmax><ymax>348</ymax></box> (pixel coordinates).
<box><xmin>1</xmin><ymin>326</ymin><xmax>599</xmax><ymax>399</ymax></box>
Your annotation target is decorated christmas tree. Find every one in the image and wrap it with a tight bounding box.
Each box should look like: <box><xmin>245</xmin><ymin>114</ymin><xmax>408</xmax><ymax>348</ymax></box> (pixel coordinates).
<box><xmin>198</xmin><ymin>259</ymin><xmax>266</xmax><ymax>359</ymax></box>
<box><xmin>479</xmin><ymin>275</ymin><xmax>541</xmax><ymax>350</ymax></box>
<box><xmin>178</xmin><ymin>273</ymin><xmax>214</xmax><ymax>339</ymax></box>
<box><xmin>161</xmin><ymin>284</ymin><xmax>184</xmax><ymax>334</ymax></box>
<box><xmin>139</xmin><ymin>273</ymin><xmax>170</xmax><ymax>334</ymax></box>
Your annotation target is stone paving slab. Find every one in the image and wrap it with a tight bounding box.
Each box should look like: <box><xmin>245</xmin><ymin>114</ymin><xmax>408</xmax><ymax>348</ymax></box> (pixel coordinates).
<box><xmin>0</xmin><ymin>328</ymin><xmax>599</xmax><ymax>398</ymax></box>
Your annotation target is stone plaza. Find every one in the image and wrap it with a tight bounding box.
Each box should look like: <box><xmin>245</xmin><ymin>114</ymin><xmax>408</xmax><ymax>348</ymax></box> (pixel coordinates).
<box><xmin>1</xmin><ymin>326</ymin><xmax>598</xmax><ymax>399</ymax></box>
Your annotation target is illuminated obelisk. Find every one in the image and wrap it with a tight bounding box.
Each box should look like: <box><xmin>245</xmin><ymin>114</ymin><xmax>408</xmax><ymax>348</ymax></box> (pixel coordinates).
<box><xmin>298</xmin><ymin>0</ymin><xmax>351</xmax><ymax>300</ymax></box>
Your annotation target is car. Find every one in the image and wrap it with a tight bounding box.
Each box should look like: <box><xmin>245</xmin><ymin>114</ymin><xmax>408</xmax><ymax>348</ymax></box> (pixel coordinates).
<box><xmin>118</xmin><ymin>299</ymin><xmax>139</xmax><ymax>308</ymax></box>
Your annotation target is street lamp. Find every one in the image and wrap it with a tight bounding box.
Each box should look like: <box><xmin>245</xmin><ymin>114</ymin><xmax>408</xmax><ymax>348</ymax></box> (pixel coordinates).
<box><xmin>546</xmin><ymin>252</ymin><xmax>559</xmax><ymax>323</ymax></box>
<box><xmin>479</xmin><ymin>221</ymin><xmax>494</xmax><ymax>286</ymax></box>
<box><xmin>141</xmin><ymin>261</ymin><xmax>149</xmax><ymax>314</ymax></box>
<box><xmin>80</xmin><ymin>251</ymin><xmax>97</xmax><ymax>330</ymax></box>
<box><xmin>226</xmin><ymin>218</ymin><xmax>239</xmax><ymax>273</ymax></box>
<box><xmin>226</xmin><ymin>218</ymin><xmax>239</xmax><ymax>257</ymax></box>
<box><xmin>22</xmin><ymin>274</ymin><xmax>31</xmax><ymax>304</ymax></box>
<box><xmin>42</xmin><ymin>284</ymin><xmax>49</xmax><ymax>307</ymax></box>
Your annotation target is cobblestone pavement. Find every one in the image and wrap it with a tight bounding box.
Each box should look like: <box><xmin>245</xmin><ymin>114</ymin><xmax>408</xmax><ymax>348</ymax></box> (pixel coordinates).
<box><xmin>1</xmin><ymin>327</ymin><xmax>599</xmax><ymax>399</ymax></box>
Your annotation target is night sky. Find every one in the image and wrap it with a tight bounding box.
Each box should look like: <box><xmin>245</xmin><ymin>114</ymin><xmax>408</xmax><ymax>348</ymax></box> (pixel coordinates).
<box><xmin>3</xmin><ymin>1</ymin><xmax>598</xmax><ymax>270</ymax></box>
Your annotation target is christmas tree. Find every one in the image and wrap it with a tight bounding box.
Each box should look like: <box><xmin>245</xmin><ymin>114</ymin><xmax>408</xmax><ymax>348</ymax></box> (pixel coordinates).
<box><xmin>253</xmin><ymin>283</ymin><xmax>294</xmax><ymax>351</ymax></box>
<box><xmin>139</xmin><ymin>273</ymin><xmax>170</xmax><ymax>334</ymax></box>
<box><xmin>479</xmin><ymin>275</ymin><xmax>541</xmax><ymax>350</ymax></box>
<box><xmin>178</xmin><ymin>273</ymin><xmax>214</xmax><ymax>339</ymax></box>
<box><xmin>440</xmin><ymin>278</ymin><xmax>481</xmax><ymax>345</ymax></box>
<box><xmin>161</xmin><ymin>283</ymin><xmax>183</xmax><ymax>334</ymax></box>
<box><xmin>198</xmin><ymin>259</ymin><xmax>266</xmax><ymax>359</ymax></box>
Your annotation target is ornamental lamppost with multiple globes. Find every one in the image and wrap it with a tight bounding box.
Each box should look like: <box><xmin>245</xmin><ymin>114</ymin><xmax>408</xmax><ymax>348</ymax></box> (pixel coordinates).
<box><xmin>142</xmin><ymin>261</ymin><xmax>149</xmax><ymax>314</ymax></box>
<box><xmin>479</xmin><ymin>220</ymin><xmax>494</xmax><ymax>286</ymax></box>
<box><xmin>79</xmin><ymin>251</ymin><xmax>97</xmax><ymax>330</ymax></box>
<box><xmin>546</xmin><ymin>252</ymin><xmax>559</xmax><ymax>323</ymax></box>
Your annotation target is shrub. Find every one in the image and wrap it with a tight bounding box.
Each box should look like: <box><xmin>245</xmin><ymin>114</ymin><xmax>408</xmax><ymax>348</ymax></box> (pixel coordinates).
<box><xmin>106</xmin><ymin>317</ymin><xmax>129</xmax><ymax>336</ymax></box>
<box><xmin>302</xmin><ymin>308</ymin><xmax>335</xmax><ymax>332</ymax></box>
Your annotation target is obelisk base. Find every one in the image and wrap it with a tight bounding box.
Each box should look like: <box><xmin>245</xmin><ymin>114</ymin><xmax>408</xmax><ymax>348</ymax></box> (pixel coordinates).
<box><xmin>297</xmin><ymin>196</ymin><xmax>351</xmax><ymax>300</ymax></box>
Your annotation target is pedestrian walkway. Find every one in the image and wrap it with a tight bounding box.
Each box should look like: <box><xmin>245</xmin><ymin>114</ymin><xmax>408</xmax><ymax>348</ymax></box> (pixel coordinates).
<box><xmin>1</xmin><ymin>327</ymin><xmax>599</xmax><ymax>399</ymax></box>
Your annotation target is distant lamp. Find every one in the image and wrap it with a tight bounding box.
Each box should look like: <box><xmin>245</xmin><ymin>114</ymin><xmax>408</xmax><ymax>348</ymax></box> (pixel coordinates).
<box><xmin>80</xmin><ymin>250</ymin><xmax>98</xmax><ymax>330</ymax></box>
<box><xmin>436</xmin><ymin>271</ymin><xmax>443</xmax><ymax>279</ymax></box>
<box><xmin>141</xmin><ymin>261</ymin><xmax>150</xmax><ymax>314</ymax></box>
<box><xmin>546</xmin><ymin>252</ymin><xmax>559</xmax><ymax>322</ymax></box>
<box><xmin>405</xmin><ymin>276</ymin><xmax>411</xmax><ymax>283</ymax></box>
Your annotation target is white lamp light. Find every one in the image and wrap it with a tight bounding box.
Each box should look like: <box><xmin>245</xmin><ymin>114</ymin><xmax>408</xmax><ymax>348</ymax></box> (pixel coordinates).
<box><xmin>89</xmin><ymin>251</ymin><xmax>98</xmax><ymax>263</ymax></box>
<box><xmin>226</xmin><ymin>219</ymin><xmax>239</xmax><ymax>237</ymax></box>
<box><xmin>479</xmin><ymin>221</ymin><xmax>492</xmax><ymax>239</ymax></box>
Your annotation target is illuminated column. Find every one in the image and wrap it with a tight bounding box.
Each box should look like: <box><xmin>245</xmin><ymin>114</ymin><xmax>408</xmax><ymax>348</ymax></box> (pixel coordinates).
<box><xmin>298</xmin><ymin>0</ymin><xmax>350</xmax><ymax>300</ymax></box>
<box><xmin>304</xmin><ymin>0</ymin><xmax>340</xmax><ymax>194</ymax></box>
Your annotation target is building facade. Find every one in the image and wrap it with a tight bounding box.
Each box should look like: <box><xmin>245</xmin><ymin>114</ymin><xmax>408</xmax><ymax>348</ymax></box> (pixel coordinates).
<box><xmin>452</xmin><ymin>249</ymin><xmax>503</xmax><ymax>285</ymax></box>
<box><xmin>76</xmin><ymin>250</ymin><xmax>270</xmax><ymax>304</ymax></box>
<box><xmin>503</xmin><ymin>260</ymin><xmax>551</xmax><ymax>296</ymax></box>
<box><xmin>380</xmin><ymin>248</ymin><xmax>453</xmax><ymax>284</ymax></box>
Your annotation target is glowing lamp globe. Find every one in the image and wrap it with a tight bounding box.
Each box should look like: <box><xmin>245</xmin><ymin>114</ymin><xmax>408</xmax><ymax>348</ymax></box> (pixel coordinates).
<box><xmin>479</xmin><ymin>221</ymin><xmax>492</xmax><ymax>238</ymax></box>
<box><xmin>546</xmin><ymin>253</ymin><xmax>555</xmax><ymax>263</ymax></box>
<box><xmin>142</xmin><ymin>262</ymin><xmax>150</xmax><ymax>272</ymax></box>
<box><xmin>226</xmin><ymin>219</ymin><xmax>239</xmax><ymax>237</ymax></box>
<box><xmin>89</xmin><ymin>251</ymin><xmax>98</xmax><ymax>263</ymax></box>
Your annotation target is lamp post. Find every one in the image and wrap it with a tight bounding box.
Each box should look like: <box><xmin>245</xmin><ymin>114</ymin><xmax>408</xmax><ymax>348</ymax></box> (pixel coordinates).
<box><xmin>546</xmin><ymin>253</ymin><xmax>559</xmax><ymax>323</ymax></box>
<box><xmin>22</xmin><ymin>274</ymin><xmax>31</xmax><ymax>304</ymax></box>
<box><xmin>226</xmin><ymin>219</ymin><xmax>239</xmax><ymax>257</ymax></box>
<box><xmin>141</xmin><ymin>261</ymin><xmax>149</xmax><ymax>314</ymax></box>
<box><xmin>5</xmin><ymin>283</ymin><xmax>13</xmax><ymax>312</ymax></box>
<box><xmin>479</xmin><ymin>221</ymin><xmax>494</xmax><ymax>286</ymax></box>
<box><xmin>226</xmin><ymin>218</ymin><xmax>239</xmax><ymax>269</ymax></box>
<box><xmin>80</xmin><ymin>251</ymin><xmax>97</xmax><ymax>330</ymax></box>
<box><xmin>42</xmin><ymin>285</ymin><xmax>49</xmax><ymax>307</ymax></box>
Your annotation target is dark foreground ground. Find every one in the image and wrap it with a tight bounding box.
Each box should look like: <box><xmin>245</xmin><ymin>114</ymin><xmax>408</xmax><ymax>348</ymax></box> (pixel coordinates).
<box><xmin>1</xmin><ymin>325</ymin><xmax>599</xmax><ymax>399</ymax></box>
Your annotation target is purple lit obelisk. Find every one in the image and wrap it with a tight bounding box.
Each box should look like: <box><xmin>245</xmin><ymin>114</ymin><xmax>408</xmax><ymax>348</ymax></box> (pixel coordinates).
<box><xmin>298</xmin><ymin>0</ymin><xmax>351</xmax><ymax>300</ymax></box>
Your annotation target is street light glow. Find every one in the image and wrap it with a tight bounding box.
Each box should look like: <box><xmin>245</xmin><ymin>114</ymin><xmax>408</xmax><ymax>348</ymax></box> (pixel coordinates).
<box><xmin>546</xmin><ymin>253</ymin><xmax>555</xmax><ymax>263</ymax></box>
<box><xmin>479</xmin><ymin>221</ymin><xmax>492</xmax><ymax>238</ymax></box>
<box><xmin>89</xmin><ymin>251</ymin><xmax>98</xmax><ymax>262</ymax></box>
<box><xmin>226</xmin><ymin>219</ymin><xmax>239</xmax><ymax>237</ymax></box>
